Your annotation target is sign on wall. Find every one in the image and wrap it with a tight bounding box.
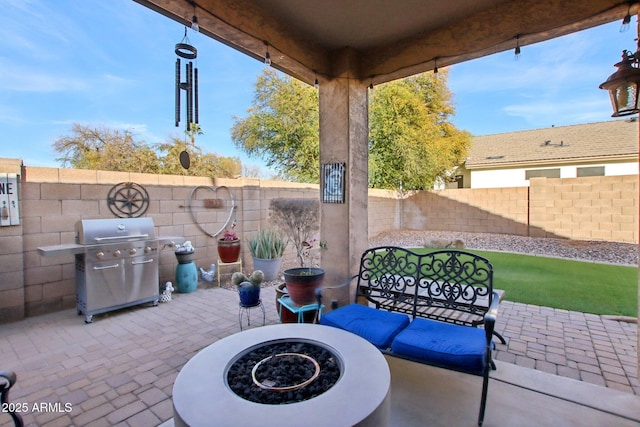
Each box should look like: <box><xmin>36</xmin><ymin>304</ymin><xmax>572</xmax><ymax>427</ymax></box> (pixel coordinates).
<box><xmin>322</xmin><ymin>163</ymin><xmax>345</xmax><ymax>203</ymax></box>
<box><xmin>0</xmin><ymin>173</ymin><xmax>19</xmax><ymax>226</ymax></box>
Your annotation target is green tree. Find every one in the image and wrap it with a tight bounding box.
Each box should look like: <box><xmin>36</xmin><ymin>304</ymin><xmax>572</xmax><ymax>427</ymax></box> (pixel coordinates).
<box><xmin>231</xmin><ymin>68</ymin><xmax>320</xmax><ymax>182</ymax></box>
<box><xmin>232</xmin><ymin>69</ymin><xmax>470</xmax><ymax>189</ymax></box>
<box><xmin>53</xmin><ymin>124</ymin><xmax>160</xmax><ymax>173</ymax></box>
<box><xmin>149</xmin><ymin>136</ymin><xmax>242</xmax><ymax>178</ymax></box>
<box><xmin>53</xmin><ymin>123</ymin><xmax>241</xmax><ymax>177</ymax></box>
<box><xmin>369</xmin><ymin>72</ymin><xmax>471</xmax><ymax>189</ymax></box>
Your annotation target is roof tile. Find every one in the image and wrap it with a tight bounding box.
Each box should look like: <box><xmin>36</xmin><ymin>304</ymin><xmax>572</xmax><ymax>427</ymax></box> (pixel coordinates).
<box><xmin>466</xmin><ymin>119</ymin><xmax>639</xmax><ymax>168</ymax></box>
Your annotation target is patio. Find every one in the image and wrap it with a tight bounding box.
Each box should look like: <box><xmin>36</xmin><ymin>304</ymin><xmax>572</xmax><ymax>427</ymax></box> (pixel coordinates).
<box><xmin>1</xmin><ymin>284</ymin><xmax>638</xmax><ymax>426</ymax></box>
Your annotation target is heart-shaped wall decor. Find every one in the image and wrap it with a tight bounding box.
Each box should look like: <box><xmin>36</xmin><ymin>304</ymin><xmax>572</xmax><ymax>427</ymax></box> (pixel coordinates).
<box><xmin>187</xmin><ymin>185</ymin><xmax>236</xmax><ymax>238</ymax></box>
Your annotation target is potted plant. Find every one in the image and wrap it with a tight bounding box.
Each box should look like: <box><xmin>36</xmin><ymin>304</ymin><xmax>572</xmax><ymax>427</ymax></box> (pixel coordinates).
<box><xmin>174</xmin><ymin>241</ymin><xmax>195</xmax><ymax>264</ymax></box>
<box><xmin>217</xmin><ymin>228</ymin><xmax>241</xmax><ymax>263</ymax></box>
<box><xmin>248</xmin><ymin>229</ymin><xmax>287</xmax><ymax>281</ymax></box>
<box><xmin>232</xmin><ymin>270</ymin><xmax>264</xmax><ymax>306</ymax></box>
<box><xmin>282</xmin><ymin>236</ymin><xmax>327</xmax><ymax>306</ymax></box>
<box><xmin>270</xmin><ymin>198</ymin><xmax>325</xmax><ymax>306</ymax></box>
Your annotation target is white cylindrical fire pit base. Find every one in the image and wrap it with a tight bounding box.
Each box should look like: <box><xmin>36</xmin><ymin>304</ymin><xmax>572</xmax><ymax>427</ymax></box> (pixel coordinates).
<box><xmin>173</xmin><ymin>324</ymin><xmax>390</xmax><ymax>427</ymax></box>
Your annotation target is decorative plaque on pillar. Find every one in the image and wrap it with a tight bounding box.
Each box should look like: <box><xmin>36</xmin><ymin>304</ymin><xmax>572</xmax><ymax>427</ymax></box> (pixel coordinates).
<box><xmin>321</xmin><ymin>163</ymin><xmax>345</xmax><ymax>203</ymax></box>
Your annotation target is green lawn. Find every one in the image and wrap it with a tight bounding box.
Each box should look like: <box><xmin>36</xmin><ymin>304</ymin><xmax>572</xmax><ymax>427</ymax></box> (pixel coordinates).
<box><xmin>411</xmin><ymin>248</ymin><xmax>638</xmax><ymax>317</ymax></box>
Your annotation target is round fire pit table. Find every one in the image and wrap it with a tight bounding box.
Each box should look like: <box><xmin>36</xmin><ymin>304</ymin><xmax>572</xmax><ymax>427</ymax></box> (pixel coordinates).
<box><xmin>172</xmin><ymin>323</ymin><xmax>390</xmax><ymax>427</ymax></box>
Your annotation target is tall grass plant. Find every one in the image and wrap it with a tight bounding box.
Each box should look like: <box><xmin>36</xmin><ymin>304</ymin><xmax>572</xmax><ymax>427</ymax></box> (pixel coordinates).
<box><xmin>248</xmin><ymin>229</ymin><xmax>287</xmax><ymax>259</ymax></box>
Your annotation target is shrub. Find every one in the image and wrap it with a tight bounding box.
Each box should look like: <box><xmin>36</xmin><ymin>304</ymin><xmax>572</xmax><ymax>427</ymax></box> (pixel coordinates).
<box><xmin>269</xmin><ymin>198</ymin><xmax>319</xmax><ymax>266</ymax></box>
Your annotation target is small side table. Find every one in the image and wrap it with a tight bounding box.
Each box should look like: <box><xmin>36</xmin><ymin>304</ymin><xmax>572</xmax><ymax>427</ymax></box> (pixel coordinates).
<box><xmin>278</xmin><ymin>295</ymin><xmax>324</xmax><ymax>323</ymax></box>
<box><xmin>238</xmin><ymin>300</ymin><xmax>265</xmax><ymax>331</ymax></box>
<box><xmin>217</xmin><ymin>259</ymin><xmax>242</xmax><ymax>287</ymax></box>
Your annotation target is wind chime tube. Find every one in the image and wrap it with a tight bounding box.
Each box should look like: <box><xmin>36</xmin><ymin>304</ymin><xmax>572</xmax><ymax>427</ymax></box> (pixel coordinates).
<box><xmin>175</xmin><ymin>58</ymin><xmax>181</xmax><ymax>127</ymax></box>
<box><xmin>186</xmin><ymin>61</ymin><xmax>193</xmax><ymax>131</ymax></box>
<box><xmin>194</xmin><ymin>66</ymin><xmax>199</xmax><ymax>124</ymax></box>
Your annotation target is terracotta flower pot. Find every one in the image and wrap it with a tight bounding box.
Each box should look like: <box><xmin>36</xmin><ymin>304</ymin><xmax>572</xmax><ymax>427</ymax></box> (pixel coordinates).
<box><xmin>217</xmin><ymin>239</ymin><xmax>241</xmax><ymax>263</ymax></box>
<box><xmin>276</xmin><ymin>282</ymin><xmax>296</xmax><ymax>323</ymax></box>
<box><xmin>283</xmin><ymin>267</ymin><xmax>325</xmax><ymax>306</ymax></box>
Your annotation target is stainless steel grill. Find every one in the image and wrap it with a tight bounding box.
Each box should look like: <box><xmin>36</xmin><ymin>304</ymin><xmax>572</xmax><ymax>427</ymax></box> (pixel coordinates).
<box><xmin>74</xmin><ymin>218</ymin><xmax>159</xmax><ymax>323</ymax></box>
<box><xmin>39</xmin><ymin>218</ymin><xmax>168</xmax><ymax>323</ymax></box>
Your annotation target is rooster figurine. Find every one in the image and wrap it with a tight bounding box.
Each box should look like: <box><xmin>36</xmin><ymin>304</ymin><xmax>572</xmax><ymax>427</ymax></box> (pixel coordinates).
<box><xmin>199</xmin><ymin>263</ymin><xmax>216</xmax><ymax>283</ymax></box>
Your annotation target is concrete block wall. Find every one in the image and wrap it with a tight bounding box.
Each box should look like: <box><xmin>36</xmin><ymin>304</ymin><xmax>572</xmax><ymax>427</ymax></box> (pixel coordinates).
<box><xmin>1</xmin><ymin>166</ymin><xmax>323</xmax><ymax>323</ymax></box>
<box><xmin>225</xmin><ymin>177</ymin><xmax>319</xmax><ymax>271</ymax></box>
<box><xmin>0</xmin><ymin>223</ymin><xmax>24</xmax><ymax>322</ymax></box>
<box><xmin>0</xmin><ymin>161</ymin><xmax>637</xmax><ymax>323</ymax></box>
<box><xmin>19</xmin><ymin>168</ymin><xmax>216</xmax><ymax>320</ymax></box>
<box><xmin>529</xmin><ymin>175</ymin><xmax>639</xmax><ymax>242</ymax></box>
<box><xmin>400</xmin><ymin>186</ymin><xmax>531</xmax><ymax>237</ymax></box>
<box><xmin>368</xmin><ymin>189</ymin><xmax>402</xmax><ymax>237</ymax></box>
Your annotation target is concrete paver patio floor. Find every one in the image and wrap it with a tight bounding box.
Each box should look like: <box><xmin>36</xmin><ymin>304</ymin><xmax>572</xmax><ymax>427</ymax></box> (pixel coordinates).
<box><xmin>0</xmin><ymin>285</ymin><xmax>638</xmax><ymax>427</ymax></box>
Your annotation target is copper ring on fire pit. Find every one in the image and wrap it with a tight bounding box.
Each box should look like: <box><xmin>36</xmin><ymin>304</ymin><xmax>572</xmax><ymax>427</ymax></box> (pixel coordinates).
<box><xmin>251</xmin><ymin>353</ymin><xmax>321</xmax><ymax>392</ymax></box>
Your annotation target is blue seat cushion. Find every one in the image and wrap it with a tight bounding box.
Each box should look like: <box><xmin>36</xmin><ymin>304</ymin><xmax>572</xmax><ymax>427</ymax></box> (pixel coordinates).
<box><xmin>320</xmin><ymin>304</ymin><xmax>410</xmax><ymax>349</ymax></box>
<box><xmin>391</xmin><ymin>318</ymin><xmax>488</xmax><ymax>374</ymax></box>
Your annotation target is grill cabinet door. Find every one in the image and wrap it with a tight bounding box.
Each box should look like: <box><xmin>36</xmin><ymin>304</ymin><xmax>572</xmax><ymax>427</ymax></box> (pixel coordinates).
<box><xmin>126</xmin><ymin>255</ymin><xmax>159</xmax><ymax>303</ymax></box>
<box><xmin>84</xmin><ymin>260</ymin><xmax>126</xmax><ymax>311</ymax></box>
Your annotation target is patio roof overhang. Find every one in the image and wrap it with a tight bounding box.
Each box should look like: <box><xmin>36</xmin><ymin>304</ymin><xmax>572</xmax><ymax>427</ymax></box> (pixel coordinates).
<box><xmin>133</xmin><ymin>0</ymin><xmax>639</xmax><ymax>383</ymax></box>
<box><xmin>133</xmin><ymin>0</ymin><xmax>635</xmax><ymax>86</ymax></box>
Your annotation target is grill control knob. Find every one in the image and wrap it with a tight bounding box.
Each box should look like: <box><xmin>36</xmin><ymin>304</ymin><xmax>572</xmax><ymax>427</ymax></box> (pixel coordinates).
<box><xmin>113</xmin><ymin>250</ymin><xmax>121</xmax><ymax>258</ymax></box>
<box><xmin>129</xmin><ymin>248</ymin><xmax>137</xmax><ymax>256</ymax></box>
<box><xmin>144</xmin><ymin>246</ymin><xmax>152</xmax><ymax>254</ymax></box>
<box><xmin>96</xmin><ymin>251</ymin><xmax>104</xmax><ymax>259</ymax></box>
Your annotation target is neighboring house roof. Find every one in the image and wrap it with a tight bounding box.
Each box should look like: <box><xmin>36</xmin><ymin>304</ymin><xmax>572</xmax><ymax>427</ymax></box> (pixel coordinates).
<box><xmin>465</xmin><ymin>119</ymin><xmax>639</xmax><ymax>170</ymax></box>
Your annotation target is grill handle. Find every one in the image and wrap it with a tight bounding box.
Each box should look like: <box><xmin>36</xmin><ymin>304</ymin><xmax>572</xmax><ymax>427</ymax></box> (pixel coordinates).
<box><xmin>93</xmin><ymin>264</ymin><xmax>120</xmax><ymax>270</ymax></box>
<box><xmin>131</xmin><ymin>259</ymin><xmax>155</xmax><ymax>265</ymax></box>
<box><xmin>93</xmin><ymin>234</ymin><xmax>150</xmax><ymax>242</ymax></box>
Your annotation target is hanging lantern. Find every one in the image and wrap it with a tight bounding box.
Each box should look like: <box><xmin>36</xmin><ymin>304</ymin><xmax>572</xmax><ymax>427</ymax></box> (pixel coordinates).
<box><xmin>599</xmin><ymin>50</ymin><xmax>640</xmax><ymax>117</ymax></box>
<box><xmin>175</xmin><ymin>29</ymin><xmax>199</xmax><ymax>131</ymax></box>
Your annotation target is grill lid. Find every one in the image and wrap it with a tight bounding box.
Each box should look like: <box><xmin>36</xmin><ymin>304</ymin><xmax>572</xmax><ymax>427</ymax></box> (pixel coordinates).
<box><xmin>76</xmin><ymin>218</ymin><xmax>156</xmax><ymax>245</ymax></box>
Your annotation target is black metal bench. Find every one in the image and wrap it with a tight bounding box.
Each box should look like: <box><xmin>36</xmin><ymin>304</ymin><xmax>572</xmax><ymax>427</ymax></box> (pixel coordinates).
<box><xmin>1</xmin><ymin>370</ymin><xmax>23</xmax><ymax>427</ymax></box>
<box><xmin>317</xmin><ymin>247</ymin><xmax>500</xmax><ymax>426</ymax></box>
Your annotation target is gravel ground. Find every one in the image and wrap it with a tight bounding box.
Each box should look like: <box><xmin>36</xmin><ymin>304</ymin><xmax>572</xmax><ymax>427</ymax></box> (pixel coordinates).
<box><xmin>369</xmin><ymin>230</ymin><xmax>639</xmax><ymax>266</ymax></box>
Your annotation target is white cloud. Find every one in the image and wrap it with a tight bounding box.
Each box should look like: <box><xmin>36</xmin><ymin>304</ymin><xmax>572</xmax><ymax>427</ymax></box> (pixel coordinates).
<box><xmin>449</xmin><ymin>22</ymin><xmax>626</xmax><ymax>96</ymax></box>
<box><xmin>0</xmin><ymin>65</ymin><xmax>91</xmax><ymax>92</ymax></box>
<box><xmin>0</xmin><ymin>105</ymin><xmax>29</xmax><ymax>125</ymax></box>
<box><xmin>503</xmin><ymin>95</ymin><xmax>613</xmax><ymax>127</ymax></box>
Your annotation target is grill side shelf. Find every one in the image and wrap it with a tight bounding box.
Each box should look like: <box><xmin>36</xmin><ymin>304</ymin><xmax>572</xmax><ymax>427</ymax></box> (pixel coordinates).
<box><xmin>38</xmin><ymin>244</ymin><xmax>85</xmax><ymax>257</ymax></box>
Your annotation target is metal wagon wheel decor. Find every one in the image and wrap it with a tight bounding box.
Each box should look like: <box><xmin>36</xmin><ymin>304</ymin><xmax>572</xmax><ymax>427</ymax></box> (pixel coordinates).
<box><xmin>107</xmin><ymin>182</ymin><xmax>150</xmax><ymax>218</ymax></box>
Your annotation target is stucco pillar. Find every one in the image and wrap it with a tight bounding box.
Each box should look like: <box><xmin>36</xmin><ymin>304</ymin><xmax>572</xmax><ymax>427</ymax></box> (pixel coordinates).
<box><xmin>318</xmin><ymin>49</ymin><xmax>369</xmax><ymax>308</ymax></box>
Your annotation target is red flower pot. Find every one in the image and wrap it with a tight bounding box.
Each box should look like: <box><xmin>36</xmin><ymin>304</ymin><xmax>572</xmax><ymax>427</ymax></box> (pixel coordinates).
<box><xmin>218</xmin><ymin>239</ymin><xmax>241</xmax><ymax>263</ymax></box>
<box><xmin>283</xmin><ymin>267</ymin><xmax>325</xmax><ymax>306</ymax></box>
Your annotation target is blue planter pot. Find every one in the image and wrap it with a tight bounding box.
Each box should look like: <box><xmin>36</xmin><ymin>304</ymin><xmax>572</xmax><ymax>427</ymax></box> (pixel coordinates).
<box><xmin>175</xmin><ymin>261</ymin><xmax>198</xmax><ymax>293</ymax></box>
<box><xmin>238</xmin><ymin>283</ymin><xmax>261</xmax><ymax>306</ymax></box>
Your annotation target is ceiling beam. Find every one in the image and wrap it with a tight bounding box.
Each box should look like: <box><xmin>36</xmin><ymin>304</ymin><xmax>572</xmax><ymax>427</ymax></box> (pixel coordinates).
<box><xmin>134</xmin><ymin>0</ymin><xmax>331</xmax><ymax>85</ymax></box>
<box><xmin>361</xmin><ymin>0</ymin><xmax>635</xmax><ymax>84</ymax></box>
<box><xmin>134</xmin><ymin>0</ymin><xmax>634</xmax><ymax>87</ymax></box>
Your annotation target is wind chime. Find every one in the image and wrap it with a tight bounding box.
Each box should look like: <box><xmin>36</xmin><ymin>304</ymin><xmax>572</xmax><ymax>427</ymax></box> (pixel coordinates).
<box><xmin>175</xmin><ymin>28</ymin><xmax>199</xmax><ymax>168</ymax></box>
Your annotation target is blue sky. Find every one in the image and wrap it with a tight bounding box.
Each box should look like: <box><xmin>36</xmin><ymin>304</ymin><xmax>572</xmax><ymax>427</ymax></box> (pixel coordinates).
<box><xmin>0</xmin><ymin>0</ymin><xmax>634</xmax><ymax>174</ymax></box>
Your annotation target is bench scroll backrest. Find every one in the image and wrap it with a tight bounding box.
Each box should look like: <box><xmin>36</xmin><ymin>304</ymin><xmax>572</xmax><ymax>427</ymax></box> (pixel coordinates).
<box><xmin>356</xmin><ymin>247</ymin><xmax>494</xmax><ymax>326</ymax></box>
<box><xmin>356</xmin><ymin>246</ymin><xmax>421</xmax><ymax>317</ymax></box>
<box><xmin>416</xmin><ymin>250</ymin><xmax>494</xmax><ymax>326</ymax></box>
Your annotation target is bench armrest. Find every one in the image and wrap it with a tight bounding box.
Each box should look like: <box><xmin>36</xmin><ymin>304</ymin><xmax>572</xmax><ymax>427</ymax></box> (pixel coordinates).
<box><xmin>1</xmin><ymin>369</ymin><xmax>23</xmax><ymax>427</ymax></box>
<box><xmin>0</xmin><ymin>370</ymin><xmax>17</xmax><ymax>391</ymax></box>
<box><xmin>483</xmin><ymin>291</ymin><xmax>500</xmax><ymax>344</ymax></box>
<box><xmin>315</xmin><ymin>274</ymin><xmax>358</xmax><ymax>308</ymax></box>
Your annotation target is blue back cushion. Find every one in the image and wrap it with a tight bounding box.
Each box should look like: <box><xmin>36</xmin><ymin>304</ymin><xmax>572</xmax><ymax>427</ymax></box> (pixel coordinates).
<box><xmin>391</xmin><ymin>318</ymin><xmax>488</xmax><ymax>374</ymax></box>
<box><xmin>320</xmin><ymin>304</ymin><xmax>410</xmax><ymax>349</ymax></box>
